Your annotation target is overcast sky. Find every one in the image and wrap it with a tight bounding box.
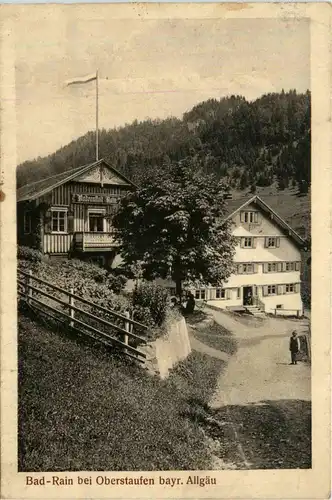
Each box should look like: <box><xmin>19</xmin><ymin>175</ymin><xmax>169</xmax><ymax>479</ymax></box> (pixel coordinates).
<box><xmin>14</xmin><ymin>10</ymin><xmax>310</xmax><ymax>164</ymax></box>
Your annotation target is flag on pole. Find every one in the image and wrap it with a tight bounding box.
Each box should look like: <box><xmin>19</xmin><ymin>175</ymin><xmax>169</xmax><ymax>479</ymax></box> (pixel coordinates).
<box><xmin>64</xmin><ymin>70</ymin><xmax>100</xmax><ymax>161</ymax></box>
<box><xmin>64</xmin><ymin>72</ymin><xmax>97</xmax><ymax>86</ymax></box>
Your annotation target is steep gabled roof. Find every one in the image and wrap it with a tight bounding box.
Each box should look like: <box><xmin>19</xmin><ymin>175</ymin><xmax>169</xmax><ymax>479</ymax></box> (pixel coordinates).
<box><xmin>17</xmin><ymin>159</ymin><xmax>136</xmax><ymax>202</ymax></box>
<box><xmin>224</xmin><ymin>195</ymin><xmax>306</xmax><ymax>247</ymax></box>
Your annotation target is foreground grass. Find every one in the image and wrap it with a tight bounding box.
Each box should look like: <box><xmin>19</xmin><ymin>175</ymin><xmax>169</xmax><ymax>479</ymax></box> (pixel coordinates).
<box><xmin>18</xmin><ymin>313</ymin><xmax>225</xmax><ymax>472</ymax></box>
<box><xmin>191</xmin><ymin>320</ymin><xmax>238</xmax><ymax>356</ymax></box>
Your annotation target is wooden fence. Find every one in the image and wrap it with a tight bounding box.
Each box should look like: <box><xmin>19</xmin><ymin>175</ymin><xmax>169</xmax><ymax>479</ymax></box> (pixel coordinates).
<box><xmin>273</xmin><ymin>308</ymin><xmax>302</xmax><ymax>318</ymax></box>
<box><xmin>17</xmin><ymin>269</ymin><xmax>148</xmax><ymax>363</ymax></box>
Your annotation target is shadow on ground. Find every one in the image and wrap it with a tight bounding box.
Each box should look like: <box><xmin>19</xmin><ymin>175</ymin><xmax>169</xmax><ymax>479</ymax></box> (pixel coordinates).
<box><xmin>184</xmin><ymin>398</ymin><xmax>311</xmax><ymax>469</ymax></box>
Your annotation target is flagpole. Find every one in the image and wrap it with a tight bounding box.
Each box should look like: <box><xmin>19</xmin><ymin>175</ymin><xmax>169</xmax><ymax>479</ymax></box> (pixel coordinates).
<box><xmin>96</xmin><ymin>69</ymin><xmax>99</xmax><ymax>161</ymax></box>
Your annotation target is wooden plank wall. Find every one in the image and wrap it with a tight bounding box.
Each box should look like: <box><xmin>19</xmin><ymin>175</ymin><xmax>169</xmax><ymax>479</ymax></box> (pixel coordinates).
<box><xmin>37</xmin><ymin>182</ymin><xmax>124</xmax><ymax>254</ymax></box>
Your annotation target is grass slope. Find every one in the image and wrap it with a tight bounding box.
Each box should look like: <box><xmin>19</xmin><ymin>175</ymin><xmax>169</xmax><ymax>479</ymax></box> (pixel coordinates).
<box><xmin>18</xmin><ymin>313</ymin><xmax>225</xmax><ymax>472</ymax></box>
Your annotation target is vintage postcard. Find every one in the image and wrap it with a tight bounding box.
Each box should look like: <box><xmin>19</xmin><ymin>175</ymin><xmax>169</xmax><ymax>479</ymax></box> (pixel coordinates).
<box><xmin>0</xmin><ymin>2</ymin><xmax>331</xmax><ymax>499</ymax></box>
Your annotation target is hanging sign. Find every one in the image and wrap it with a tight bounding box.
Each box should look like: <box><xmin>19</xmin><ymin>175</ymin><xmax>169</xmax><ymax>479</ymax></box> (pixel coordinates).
<box><xmin>72</xmin><ymin>193</ymin><xmax>119</xmax><ymax>204</ymax></box>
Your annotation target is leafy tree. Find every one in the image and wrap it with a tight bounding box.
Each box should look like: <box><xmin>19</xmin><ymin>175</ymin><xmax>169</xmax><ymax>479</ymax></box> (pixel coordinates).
<box><xmin>113</xmin><ymin>157</ymin><xmax>236</xmax><ymax>296</ymax></box>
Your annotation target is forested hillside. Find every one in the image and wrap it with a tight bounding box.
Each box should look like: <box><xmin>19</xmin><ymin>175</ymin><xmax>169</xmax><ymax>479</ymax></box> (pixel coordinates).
<box><xmin>17</xmin><ymin>90</ymin><xmax>310</xmax><ymax>194</ymax></box>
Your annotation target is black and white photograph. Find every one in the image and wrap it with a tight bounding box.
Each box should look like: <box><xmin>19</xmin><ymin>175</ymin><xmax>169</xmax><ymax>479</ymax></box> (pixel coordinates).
<box><xmin>0</xmin><ymin>3</ymin><xmax>330</xmax><ymax>499</ymax></box>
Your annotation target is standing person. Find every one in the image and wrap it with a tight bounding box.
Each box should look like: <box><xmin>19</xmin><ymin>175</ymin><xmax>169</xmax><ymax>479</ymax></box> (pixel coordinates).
<box><xmin>289</xmin><ymin>331</ymin><xmax>301</xmax><ymax>365</ymax></box>
<box><xmin>185</xmin><ymin>292</ymin><xmax>195</xmax><ymax>314</ymax></box>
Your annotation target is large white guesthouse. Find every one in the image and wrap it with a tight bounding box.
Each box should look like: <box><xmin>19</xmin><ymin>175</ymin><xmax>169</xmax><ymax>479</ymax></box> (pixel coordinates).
<box><xmin>191</xmin><ymin>195</ymin><xmax>306</xmax><ymax>316</ymax></box>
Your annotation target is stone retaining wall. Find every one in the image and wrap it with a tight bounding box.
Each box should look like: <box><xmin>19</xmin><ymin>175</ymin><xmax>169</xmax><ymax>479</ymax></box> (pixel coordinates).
<box><xmin>142</xmin><ymin>316</ymin><xmax>191</xmax><ymax>379</ymax></box>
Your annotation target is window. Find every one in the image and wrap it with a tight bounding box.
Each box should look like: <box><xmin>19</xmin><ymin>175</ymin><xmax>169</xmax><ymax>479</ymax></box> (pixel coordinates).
<box><xmin>264</xmin><ymin>262</ymin><xmax>283</xmax><ymax>273</ymax></box>
<box><xmin>24</xmin><ymin>212</ymin><xmax>32</xmax><ymax>234</ymax></box>
<box><xmin>265</xmin><ymin>237</ymin><xmax>280</xmax><ymax>248</ymax></box>
<box><xmin>286</xmin><ymin>262</ymin><xmax>294</xmax><ymax>271</ymax></box>
<box><xmin>267</xmin><ymin>285</ymin><xmax>276</xmax><ymax>295</ymax></box>
<box><xmin>243</xmin><ymin>237</ymin><xmax>253</xmax><ymax>248</ymax></box>
<box><xmin>51</xmin><ymin>209</ymin><xmax>67</xmax><ymax>233</ymax></box>
<box><xmin>276</xmin><ymin>304</ymin><xmax>283</xmax><ymax>309</ymax></box>
<box><xmin>216</xmin><ymin>288</ymin><xmax>226</xmax><ymax>299</ymax></box>
<box><xmin>237</xmin><ymin>288</ymin><xmax>241</xmax><ymax>299</ymax></box>
<box><xmin>286</xmin><ymin>284</ymin><xmax>295</xmax><ymax>293</ymax></box>
<box><xmin>88</xmin><ymin>210</ymin><xmax>105</xmax><ymax>232</ymax></box>
<box><xmin>237</xmin><ymin>263</ymin><xmax>257</xmax><ymax>274</ymax></box>
<box><xmin>241</xmin><ymin>211</ymin><xmax>259</xmax><ymax>223</ymax></box>
<box><xmin>195</xmin><ymin>290</ymin><xmax>206</xmax><ymax>300</ymax></box>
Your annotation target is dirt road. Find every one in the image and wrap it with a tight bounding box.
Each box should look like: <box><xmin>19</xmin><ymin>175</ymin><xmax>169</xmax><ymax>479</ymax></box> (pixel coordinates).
<box><xmin>210</xmin><ymin>310</ymin><xmax>311</xmax><ymax>407</ymax></box>
<box><xmin>191</xmin><ymin>309</ymin><xmax>311</xmax><ymax>469</ymax></box>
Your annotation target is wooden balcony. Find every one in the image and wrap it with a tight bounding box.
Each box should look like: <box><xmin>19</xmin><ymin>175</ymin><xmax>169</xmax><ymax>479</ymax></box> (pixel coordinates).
<box><xmin>74</xmin><ymin>232</ymin><xmax>118</xmax><ymax>252</ymax></box>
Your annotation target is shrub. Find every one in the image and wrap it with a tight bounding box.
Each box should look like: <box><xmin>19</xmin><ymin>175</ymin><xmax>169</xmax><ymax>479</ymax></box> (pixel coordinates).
<box><xmin>18</xmin><ymin>246</ymin><xmax>43</xmax><ymax>263</ymax></box>
<box><xmin>133</xmin><ymin>282</ymin><xmax>170</xmax><ymax>326</ymax></box>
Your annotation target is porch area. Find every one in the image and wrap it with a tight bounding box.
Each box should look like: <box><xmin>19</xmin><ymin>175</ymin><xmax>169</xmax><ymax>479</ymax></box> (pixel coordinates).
<box><xmin>73</xmin><ymin>231</ymin><xmax>117</xmax><ymax>252</ymax></box>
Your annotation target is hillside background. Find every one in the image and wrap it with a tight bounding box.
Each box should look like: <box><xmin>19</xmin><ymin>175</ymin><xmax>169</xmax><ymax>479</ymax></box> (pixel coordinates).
<box><xmin>17</xmin><ymin>90</ymin><xmax>311</xmax><ymax>238</ymax></box>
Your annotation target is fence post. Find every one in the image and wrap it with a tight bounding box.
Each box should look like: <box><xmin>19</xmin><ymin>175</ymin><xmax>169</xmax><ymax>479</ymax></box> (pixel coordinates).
<box><xmin>130</xmin><ymin>310</ymin><xmax>134</xmax><ymax>334</ymax></box>
<box><xmin>124</xmin><ymin>310</ymin><xmax>130</xmax><ymax>347</ymax></box>
<box><xmin>27</xmin><ymin>270</ymin><xmax>33</xmax><ymax>305</ymax></box>
<box><xmin>69</xmin><ymin>288</ymin><xmax>75</xmax><ymax>328</ymax></box>
<box><xmin>305</xmin><ymin>334</ymin><xmax>311</xmax><ymax>362</ymax></box>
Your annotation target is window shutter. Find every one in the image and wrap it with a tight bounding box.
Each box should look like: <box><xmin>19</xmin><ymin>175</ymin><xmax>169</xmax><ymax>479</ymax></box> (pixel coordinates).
<box><xmin>264</xmin><ymin>237</ymin><xmax>268</xmax><ymax>248</ymax></box>
<box><xmin>277</xmin><ymin>285</ymin><xmax>284</xmax><ymax>295</ymax></box>
<box><xmin>295</xmin><ymin>283</ymin><xmax>300</xmax><ymax>293</ymax></box>
<box><xmin>226</xmin><ymin>289</ymin><xmax>231</xmax><ymax>300</ymax></box>
<box><xmin>240</xmin><ymin>212</ymin><xmax>245</xmax><ymax>223</ymax></box>
<box><xmin>238</xmin><ymin>264</ymin><xmax>243</xmax><ymax>275</ymax></box>
<box><xmin>240</xmin><ymin>238</ymin><xmax>244</xmax><ymax>248</ymax></box>
<box><xmin>277</xmin><ymin>262</ymin><xmax>282</xmax><ymax>272</ymax></box>
<box><xmin>252</xmin><ymin>238</ymin><xmax>257</xmax><ymax>248</ymax></box>
<box><xmin>254</xmin><ymin>212</ymin><xmax>258</xmax><ymax>223</ymax></box>
<box><xmin>67</xmin><ymin>213</ymin><xmax>74</xmax><ymax>233</ymax></box>
<box><xmin>44</xmin><ymin>210</ymin><xmax>52</xmax><ymax>234</ymax></box>
<box><xmin>295</xmin><ymin>262</ymin><xmax>300</xmax><ymax>271</ymax></box>
<box><xmin>282</xmin><ymin>262</ymin><xmax>287</xmax><ymax>272</ymax></box>
<box><xmin>262</xmin><ymin>286</ymin><xmax>268</xmax><ymax>296</ymax></box>
<box><xmin>276</xmin><ymin>237</ymin><xmax>280</xmax><ymax>248</ymax></box>
<box><xmin>253</xmin><ymin>264</ymin><xmax>258</xmax><ymax>273</ymax></box>
<box><xmin>263</xmin><ymin>263</ymin><xmax>268</xmax><ymax>273</ymax></box>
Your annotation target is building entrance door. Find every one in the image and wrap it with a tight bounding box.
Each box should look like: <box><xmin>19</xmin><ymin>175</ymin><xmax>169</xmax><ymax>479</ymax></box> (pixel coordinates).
<box><xmin>243</xmin><ymin>286</ymin><xmax>253</xmax><ymax>305</ymax></box>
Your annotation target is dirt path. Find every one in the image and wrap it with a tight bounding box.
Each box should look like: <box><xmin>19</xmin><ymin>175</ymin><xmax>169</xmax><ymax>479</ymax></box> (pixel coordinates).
<box><xmin>210</xmin><ymin>310</ymin><xmax>311</xmax><ymax>407</ymax></box>
<box><xmin>190</xmin><ymin>308</ymin><xmax>311</xmax><ymax>469</ymax></box>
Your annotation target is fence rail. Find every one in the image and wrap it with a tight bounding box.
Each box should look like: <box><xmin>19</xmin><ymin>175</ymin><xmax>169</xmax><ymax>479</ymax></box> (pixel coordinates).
<box><xmin>18</xmin><ymin>269</ymin><xmax>148</xmax><ymax>363</ymax></box>
<box><xmin>273</xmin><ymin>308</ymin><xmax>302</xmax><ymax>317</ymax></box>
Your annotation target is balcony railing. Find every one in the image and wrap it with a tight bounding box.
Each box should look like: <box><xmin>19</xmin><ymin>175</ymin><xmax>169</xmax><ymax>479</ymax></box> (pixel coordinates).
<box><xmin>74</xmin><ymin>232</ymin><xmax>117</xmax><ymax>252</ymax></box>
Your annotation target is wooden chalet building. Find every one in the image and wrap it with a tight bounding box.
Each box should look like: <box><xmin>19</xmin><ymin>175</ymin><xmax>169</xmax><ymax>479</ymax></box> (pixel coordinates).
<box><xmin>17</xmin><ymin>159</ymin><xmax>135</xmax><ymax>267</ymax></box>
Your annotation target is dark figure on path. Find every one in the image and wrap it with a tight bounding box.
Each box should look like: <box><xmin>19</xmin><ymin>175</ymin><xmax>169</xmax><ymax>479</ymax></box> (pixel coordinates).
<box><xmin>289</xmin><ymin>331</ymin><xmax>301</xmax><ymax>365</ymax></box>
<box><xmin>185</xmin><ymin>292</ymin><xmax>195</xmax><ymax>314</ymax></box>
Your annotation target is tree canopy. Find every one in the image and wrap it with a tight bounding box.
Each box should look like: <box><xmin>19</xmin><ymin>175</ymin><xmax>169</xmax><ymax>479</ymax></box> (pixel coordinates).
<box><xmin>113</xmin><ymin>157</ymin><xmax>237</xmax><ymax>296</ymax></box>
<box><xmin>17</xmin><ymin>90</ymin><xmax>311</xmax><ymax>195</ymax></box>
